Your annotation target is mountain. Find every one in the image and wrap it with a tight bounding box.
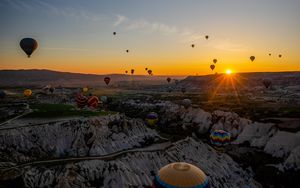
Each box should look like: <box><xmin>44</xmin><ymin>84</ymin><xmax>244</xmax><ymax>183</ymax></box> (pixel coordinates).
<box><xmin>0</xmin><ymin>69</ymin><xmax>185</xmax><ymax>87</ymax></box>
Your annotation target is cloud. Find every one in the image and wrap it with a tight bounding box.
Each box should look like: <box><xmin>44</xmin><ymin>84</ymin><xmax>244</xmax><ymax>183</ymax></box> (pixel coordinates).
<box><xmin>5</xmin><ymin>0</ymin><xmax>107</xmax><ymax>23</ymax></box>
<box><xmin>114</xmin><ymin>15</ymin><xmax>127</xmax><ymax>26</ymax></box>
<box><xmin>212</xmin><ymin>39</ymin><xmax>246</xmax><ymax>51</ymax></box>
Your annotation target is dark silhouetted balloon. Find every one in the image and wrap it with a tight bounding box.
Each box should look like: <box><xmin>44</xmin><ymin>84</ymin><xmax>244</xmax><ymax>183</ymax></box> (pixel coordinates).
<box><xmin>210</xmin><ymin>64</ymin><xmax>215</xmax><ymax>71</ymax></box>
<box><xmin>213</xmin><ymin>59</ymin><xmax>217</xmax><ymax>64</ymax></box>
<box><xmin>147</xmin><ymin>69</ymin><xmax>152</xmax><ymax>75</ymax></box>
<box><xmin>278</xmin><ymin>54</ymin><xmax>282</xmax><ymax>58</ymax></box>
<box><xmin>125</xmin><ymin>70</ymin><xmax>128</xmax><ymax>74</ymax></box>
<box><xmin>167</xmin><ymin>77</ymin><xmax>171</xmax><ymax>83</ymax></box>
<box><xmin>181</xmin><ymin>87</ymin><xmax>186</xmax><ymax>94</ymax></box>
<box><xmin>126</xmin><ymin>50</ymin><xmax>129</xmax><ymax>53</ymax></box>
<box><xmin>205</xmin><ymin>35</ymin><xmax>209</xmax><ymax>40</ymax></box>
<box><xmin>182</xmin><ymin>99</ymin><xmax>192</xmax><ymax>109</ymax></box>
<box><xmin>131</xmin><ymin>69</ymin><xmax>135</xmax><ymax>75</ymax></box>
<box><xmin>269</xmin><ymin>53</ymin><xmax>271</xmax><ymax>56</ymax></box>
<box><xmin>0</xmin><ymin>90</ymin><xmax>6</xmax><ymax>99</ymax></box>
<box><xmin>113</xmin><ymin>32</ymin><xmax>116</xmax><ymax>35</ymax></box>
<box><xmin>250</xmin><ymin>56</ymin><xmax>255</xmax><ymax>62</ymax></box>
<box><xmin>191</xmin><ymin>44</ymin><xmax>195</xmax><ymax>48</ymax></box>
<box><xmin>145</xmin><ymin>67</ymin><xmax>148</xmax><ymax>71</ymax></box>
<box><xmin>104</xmin><ymin>77</ymin><xmax>111</xmax><ymax>85</ymax></box>
<box><xmin>20</xmin><ymin>38</ymin><xmax>38</xmax><ymax>58</ymax></box>
<box><xmin>262</xmin><ymin>79</ymin><xmax>272</xmax><ymax>89</ymax></box>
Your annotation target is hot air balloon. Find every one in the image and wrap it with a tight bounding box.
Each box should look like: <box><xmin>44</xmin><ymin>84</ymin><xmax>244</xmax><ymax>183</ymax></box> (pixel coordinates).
<box><xmin>23</xmin><ymin>89</ymin><xmax>32</xmax><ymax>97</ymax></box>
<box><xmin>269</xmin><ymin>53</ymin><xmax>271</xmax><ymax>56</ymax></box>
<box><xmin>153</xmin><ymin>162</ymin><xmax>209</xmax><ymax>188</ymax></box>
<box><xmin>250</xmin><ymin>56</ymin><xmax>255</xmax><ymax>62</ymax></box>
<box><xmin>87</xmin><ymin>96</ymin><xmax>100</xmax><ymax>109</ymax></box>
<box><xmin>49</xmin><ymin>87</ymin><xmax>55</xmax><ymax>94</ymax></box>
<box><xmin>104</xmin><ymin>77</ymin><xmax>111</xmax><ymax>85</ymax></box>
<box><xmin>82</xmin><ymin>87</ymin><xmax>89</xmax><ymax>93</ymax></box>
<box><xmin>126</xmin><ymin>50</ymin><xmax>129</xmax><ymax>53</ymax></box>
<box><xmin>278</xmin><ymin>54</ymin><xmax>282</xmax><ymax>58</ymax></box>
<box><xmin>182</xmin><ymin>99</ymin><xmax>192</xmax><ymax>109</ymax></box>
<box><xmin>191</xmin><ymin>44</ymin><xmax>195</xmax><ymax>48</ymax></box>
<box><xmin>145</xmin><ymin>112</ymin><xmax>158</xmax><ymax>126</ymax></box>
<box><xmin>205</xmin><ymin>35</ymin><xmax>209</xmax><ymax>40</ymax></box>
<box><xmin>125</xmin><ymin>70</ymin><xmax>128</xmax><ymax>74</ymax></box>
<box><xmin>213</xmin><ymin>59</ymin><xmax>217</xmax><ymax>64</ymax></box>
<box><xmin>131</xmin><ymin>69</ymin><xmax>135</xmax><ymax>75</ymax></box>
<box><xmin>147</xmin><ymin>70</ymin><xmax>152</xmax><ymax>75</ymax></box>
<box><xmin>166</xmin><ymin>77</ymin><xmax>171</xmax><ymax>83</ymax></box>
<box><xmin>181</xmin><ymin>87</ymin><xmax>186</xmax><ymax>94</ymax></box>
<box><xmin>113</xmin><ymin>32</ymin><xmax>116</xmax><ymax>35</ymax></box>
<box><xmin>262</xmin><ymin>79</ymin><xmax>272</xmax><ymax>89</ymax></box>
<box><xmin>20</xmin><ymin>38</ymin><xmax>38</xmax><ymax>58</ymax></box>
<box><xmin>210</xmin><ymin>64</ymin><xmax>215</xmax><ymax>71</ymax></box>
<box><xmin>100</xmin><ymin>96</ymin><xmax>108</xmax><ymax>103</ymax></box>
<box><xmin>210</xmin><ymin>130</ymin><xmax>231</xmax><ymax>146</ymax></box>
<box><xmin>75</xmin><ymin>93</ymin><xmax>87</xmax><ymax>109</ymax></box>
<box><xmin>0</xmin><ymin>90</ymin><xmax>6</xmax><ymax>99</ymax></box>
<box><xmin>145</xmin><ymin>67</ymin><xmax>148</xmax><ymax>71</ymax></box>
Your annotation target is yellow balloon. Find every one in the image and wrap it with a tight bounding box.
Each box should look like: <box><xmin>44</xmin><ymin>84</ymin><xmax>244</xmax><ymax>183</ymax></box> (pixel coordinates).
<box><xmin>24</xmin><ymin>89</ymin><xmax>32</xmax><ymax>97</ymax></box>
<box><xmin>82</xmin><ymin>87</ymin><xmax>89</xmax><ymax>93</ymax></box>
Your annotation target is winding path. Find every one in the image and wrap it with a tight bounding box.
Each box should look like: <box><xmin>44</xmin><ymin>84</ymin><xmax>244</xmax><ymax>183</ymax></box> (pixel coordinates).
<box><xmin>0</xmin><ymin>141</ymin><xmax>173</xmax><ymax>172</ymax></box>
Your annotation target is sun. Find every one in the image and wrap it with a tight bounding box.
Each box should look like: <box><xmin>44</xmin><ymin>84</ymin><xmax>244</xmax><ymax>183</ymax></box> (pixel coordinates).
<box><xmin>226</xmin><ymin>69</ymin><xmax>232</xmax><ymax>75</ymax></box>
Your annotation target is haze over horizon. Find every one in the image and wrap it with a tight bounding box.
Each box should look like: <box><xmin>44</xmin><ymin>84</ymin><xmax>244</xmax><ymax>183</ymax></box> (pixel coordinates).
<box><xmin>1</xmin><ymin>0</ymin><xmax>299</xmax><ymax>75</ymax></box>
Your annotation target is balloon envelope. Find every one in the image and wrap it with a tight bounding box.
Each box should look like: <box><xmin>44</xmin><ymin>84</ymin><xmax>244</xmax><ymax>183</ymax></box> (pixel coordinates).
<box><xmin>87</xmin><ymin>96</ymin><xmax>99</xmax><ymax>108</ymax></box>
<box><xmin>20</xmin><ymin>38</ymin><xmax>38</xmax><ymax>58</ymax></box>
<box><xmin>153</xmin><ymin>162</ymin><xmax>209</xmax><ymax>188</ymax></box>
<box><xmin>104</xmin><ymin>77</ymin><xmax>111</xmax><ymax>85</ymax></box>
<box><xmin>262</xmin><ymin>79</ymin><xmax>272</xmax><ymax>89</ymax></box>
<box><xmin>75</xmin><ymin>93</ymin><xmax>87</xmax><ymax>109</ymax></box>
<box><xmin>145</xmin><ymin>112</ymin><xmax>158</xmax><ymax>126</ymax></box>
<box><xmin>250</xmin><ymin>56</ymin><xmax>255</xmax><ymax>62</ymax></box>
<box><xmin>167</xmin><ymin>77</ymin><xmax>171</xmax><ymax>83</ymax></box>
<box><xmin>182</xmin><ymin>99</ymin><xmax>192</xmax><ymax>109</ymax></box>
<box><xmin>205</xmin><ymin>35</ymin><xmax>209</xmax><ymax>39</ymax></box>
<box><xmin>213</xmin><ymin>59</ymin><xmax>217</xmax><ymax>64</ymax></box>
<box><xmin>24</xmin><ymin>89</ymin><xmax>32</xmax><ymax>97</ymax></box>
<box><xmin>210</xmin><ymin>64</ymin><xmax>215</xmax><ymax>71</ymax></box>
<box><xmin>210</xmin><ymin>130</ymin><xmax>231</xmax><ymax>146</ymax></box>
<box><xmin>0</xmin><ymin>90</ymin><xmax>6</xmax><ymax>99</ymax></box>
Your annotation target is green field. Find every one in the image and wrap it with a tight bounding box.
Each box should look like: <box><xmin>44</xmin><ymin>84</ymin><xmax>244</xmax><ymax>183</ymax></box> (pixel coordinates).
<box><xmin>24</xmin><ymin>103</ymin><xmax>114</xmax><ymax>118</ymax></box>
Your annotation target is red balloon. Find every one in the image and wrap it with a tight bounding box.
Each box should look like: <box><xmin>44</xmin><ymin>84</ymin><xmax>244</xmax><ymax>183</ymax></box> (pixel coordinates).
<box><xmin>87</xmin><ymin>96</ymin><xmax>99</xmax><ymax>108</ymax></box>
<box><xmin>75</xmin><ymin>94</ymin><xmax>87</xmax><ymax>109</ymax></box>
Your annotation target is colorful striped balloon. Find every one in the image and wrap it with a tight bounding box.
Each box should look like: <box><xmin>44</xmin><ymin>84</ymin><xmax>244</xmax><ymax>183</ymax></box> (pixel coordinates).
<box><xmin>75</xmin><ymin>93</ymin><xmax>87</xmax><ymax>109</ymax></box>
<box><xmin>145</xmin><ymin>112</ymin><xmax>158</xmax><ymax>126</ymax></box>
<box><xmin>87</xmin><ymin>96</ymin><xmax>99</xmax><ymax>109</ymax></box>
<box><xmin>210</xmin><ymin>130</ymin><xmax>231</xmax><ymax>146</ymax></box>
<box><xmin>153</xmin><ymin>162</ymin><xmax>210</xmax><ymax>188</ymax></box>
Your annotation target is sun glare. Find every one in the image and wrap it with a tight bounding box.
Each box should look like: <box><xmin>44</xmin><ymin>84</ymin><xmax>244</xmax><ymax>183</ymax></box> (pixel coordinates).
<box><xmin>226</xmin><ymin>69</ymin><xmax>232</xmax><ymax>75</ymax></box>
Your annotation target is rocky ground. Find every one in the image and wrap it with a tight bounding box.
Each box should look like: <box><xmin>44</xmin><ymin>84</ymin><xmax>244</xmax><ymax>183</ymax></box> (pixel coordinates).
<box><xmin>0</xmin><ymin>95</ymin><xmax>299</xmax><ymax>187</ymax></box>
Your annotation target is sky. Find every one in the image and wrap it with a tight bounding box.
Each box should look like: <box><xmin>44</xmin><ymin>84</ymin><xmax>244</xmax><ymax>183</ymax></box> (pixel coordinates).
<box><xmin>0</xmin><ymin>0</ymin><xmax>299</xmax><ymax>75</ymax></box>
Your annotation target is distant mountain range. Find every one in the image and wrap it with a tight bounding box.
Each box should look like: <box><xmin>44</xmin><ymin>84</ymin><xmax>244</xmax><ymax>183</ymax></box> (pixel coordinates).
<box><xmin>0</xmin><ymin>69</ymin><xmax>186</xmax><ymax>87</ymax></box>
